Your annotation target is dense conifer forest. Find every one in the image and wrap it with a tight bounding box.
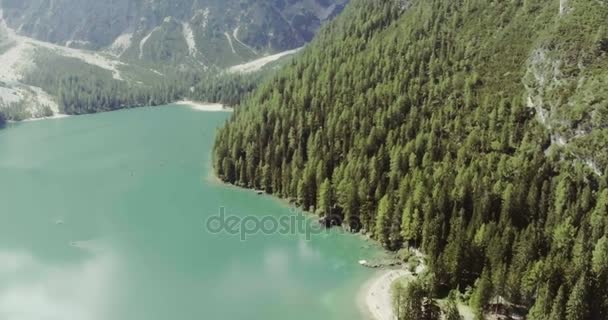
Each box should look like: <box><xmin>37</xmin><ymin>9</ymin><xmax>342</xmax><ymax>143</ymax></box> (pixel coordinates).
<box><xmin>213</xmin><ymin>0</ymin><xmax>608</xmax><ymax>318</ymax></box>
<box><xmin>20</xmin><ymin>66</ymin><xmax>265</xmax><ymax>116</ymax></box>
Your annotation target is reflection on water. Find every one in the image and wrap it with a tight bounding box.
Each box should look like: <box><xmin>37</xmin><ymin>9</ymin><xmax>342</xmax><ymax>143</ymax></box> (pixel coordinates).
<box><xmin>0</xmin><ymin>106</ymin><xmax>381</xmax><ymax>320</ymax></box>
<box><xmin>298</xmin><ymin>239</ymin><xmax>321</xmax><ymax>261</ymax></box>
<box><xmin>0</xmin><ymin>246</ymin><xmax>121</xmax><ymax>320</ymax></box>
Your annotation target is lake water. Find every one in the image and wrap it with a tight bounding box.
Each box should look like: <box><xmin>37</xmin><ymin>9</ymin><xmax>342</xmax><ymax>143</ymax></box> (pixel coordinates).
<box><xmin>0</xmin><ymin>105</ymin><xmax>382</xmax><ymax>320</ymax></box>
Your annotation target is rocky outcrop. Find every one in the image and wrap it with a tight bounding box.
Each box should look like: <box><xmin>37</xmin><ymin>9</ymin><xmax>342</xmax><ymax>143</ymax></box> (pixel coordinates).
<box><xmin>524</xmin><ymin>48</ymin><xmax>561</xmax><ymax>130</ymax></box>
<box><xmin>560</xmin><ymin>0</ymin><xmax>570</xmax><ymax>15</ymax></box>
<box><xmin>523</xmin><ymin>0</ymin><xmax>608</xmax><ymax>175</ymax></box>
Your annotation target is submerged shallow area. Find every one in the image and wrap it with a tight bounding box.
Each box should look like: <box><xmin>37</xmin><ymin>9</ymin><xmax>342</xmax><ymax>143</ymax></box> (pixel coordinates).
<box><xmin>0</xmin><ymin>104</ymin><xmax>382</xmax><ymax>320</ymax></box>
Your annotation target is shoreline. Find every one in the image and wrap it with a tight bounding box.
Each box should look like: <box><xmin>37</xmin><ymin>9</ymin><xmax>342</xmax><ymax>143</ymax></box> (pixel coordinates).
<box><xmin>210</xmin><ymin>170</ymin><xmax>411</xmax><ymax>320</ymax></box>
<box><xmin>173</xmin><ymin>100</ymin><xmax>233</xmax><ymax>112</ymax></box>
<box><xmin>3</xmin><ymin>100</ymin><xmax>234</xmax><ymax>124</ymax></box>
<box><xmin>22</xmin><ymin>114</ymin><xmax>71</xmax><ymax>122</ymax></box>
<box><xmin>6</xmin><ymin>113</ymin><xmax>71</xmax><ymax>123</ymax></box>
<box><xmin>359</xmin><ymin>249</ymin><xmax>426</xmax><ymax>320</ymax></box>
<box><xmin>359</xmin><ymin>269</ymin><xmax>411</xmax><ymax>320</ymax></box>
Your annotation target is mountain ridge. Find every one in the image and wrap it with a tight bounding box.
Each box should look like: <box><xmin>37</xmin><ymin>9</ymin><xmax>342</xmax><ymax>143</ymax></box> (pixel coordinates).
<box><xmin>0</xmin><ymin>0</ymin><xmax>347</xmax><ymax>67</ymax></box>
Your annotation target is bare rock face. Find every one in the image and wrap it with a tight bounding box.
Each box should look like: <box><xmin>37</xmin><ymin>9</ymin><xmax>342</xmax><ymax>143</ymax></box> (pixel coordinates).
<box><xmin>0</xmin><ymin>0</ymin><xmax>348</xmax><ymax>67</ymax></box>
<box><xmin>524</xmin><ymin>0</ymin><xmax>608</xmax><ymax>175</ymax></box>
<box><xmin>560</xmin><ymin>0</ymin><xmax>570</xmax><ymax>15</ymax></box>
<box><xmin>0</xmin><ymin>0</ymin><xmax>348</xmax><ymax>120</ymax></box>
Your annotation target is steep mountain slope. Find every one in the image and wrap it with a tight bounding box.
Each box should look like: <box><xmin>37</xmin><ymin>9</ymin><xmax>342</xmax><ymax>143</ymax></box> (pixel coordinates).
<box><xmin>0</xmin><ymin>10</ymin><xmax>167</xmax><ymax>119</ymax></box>
<box><xmin>214</xmin><ymin>0</ymin><xmax>608</xmax><ymax>318</ymax></box>
<box><xmin>0</xmin><ymin>0</ymin><xmax>346</xmax><ymax>120</ymax></box>
<box><xmin>0</xmin><ymin>0</ymin><xmax>346</xmax><ymax>67</ymax></box>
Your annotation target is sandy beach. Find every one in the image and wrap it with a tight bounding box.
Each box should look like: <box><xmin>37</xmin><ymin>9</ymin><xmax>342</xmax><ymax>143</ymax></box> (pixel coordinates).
<box><xmin>359</xmin><ymin>260</ymin><xmax>474</xmax><ymax>320</ymax></box>
<box><xmin>360</xmin><ymin>269</ymin><xmax>412</xmax><ymax>320</ymax></box>
<box><xmin>360</xmin><ymin>249</ymin><xmax>427</xmax><ymax>320</ymax></box>
<box><xmin>174</xmin><ymin>100</ymin><xmax>233</xmax><ymax>112</ymax></box>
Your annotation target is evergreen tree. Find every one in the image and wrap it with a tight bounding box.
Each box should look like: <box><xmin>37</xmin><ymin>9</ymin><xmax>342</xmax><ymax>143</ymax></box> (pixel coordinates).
<box><xmin>549</xmin><ymin>285</ymin><xmax>566</xmax><ymax>320</ymax></box>
<box><xmin>317</xmin><ymin>178</ymin><xmax>333</xmax><ymax>217</ymax></box>
<box><xmin>375</xmin><ymin>195</ymin><xmax>392</xmax><ymax>246</ymax></box>
<box><xmin>444</xmin><ymin>290</ymin><xmax>462</xmax><ymax>320</ymax></box>
<box><xmin>211</xmin><ymin>0</ymin><xmax>608</xmax><ymax>318</ymax></box>
<box><xmin>393</xmin><ymin>279</ymin><xmax>426</xmax><ymax>320</ymax></box>
<box><xmin>566</xmin><ymin>275</ymin><xmax>589</xmax><ymax>320</ymax></box>
<box><xmin>469</xmin><ymin>269</ymin><xmax>492</xmax><ymax>320</ymax></box>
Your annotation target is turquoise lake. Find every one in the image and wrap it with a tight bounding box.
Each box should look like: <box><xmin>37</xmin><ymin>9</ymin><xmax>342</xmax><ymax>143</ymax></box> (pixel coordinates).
<box><xmin>0</xmin><ymin>105</ymin><xmax>382</xmax><ymax>320</ymax></box>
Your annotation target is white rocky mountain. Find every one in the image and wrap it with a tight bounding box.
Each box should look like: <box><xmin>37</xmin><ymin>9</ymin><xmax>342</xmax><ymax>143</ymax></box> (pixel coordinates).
<box><xmin>0</xmin><ymin>0</ymin><xmax>347</xmax><ymax>119</ymax></box>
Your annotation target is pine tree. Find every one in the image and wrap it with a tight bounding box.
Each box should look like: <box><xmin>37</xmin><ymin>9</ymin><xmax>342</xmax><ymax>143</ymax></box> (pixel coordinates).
<box><xmin>317</xmin><ymin>178</ymin><xmax>333</xmax><ymax>217</ymax></box>
<box><xmin>592</xmin><ymin>236</ymin><xmax>608</xmax><ymax>278</ymax></box>
<box><xmin>444</xmin><ymin>290</ymin><xmax>462</xmax><ymax>320</ymax></box>
<box><xmin>469</xmin><ymin>269</ymin><xmax>492</xmax><ymax>320</ymax></box>
<box><xmin>548</xmin><ymin>285</ymin><xmax>566</xmax><ymax>320</ymax></box>
<box><xmin>394</xmin><ymin>279</ymin><xmax>426</xmax><ymax>320</ymax></box>
<box><xmin>375</xmin><ymin>195</ymin><xmax>392</xmax><ymax>246</ymax></box>
<box><xmin>528</xmin><ymin>284</ymin><xmax>553</xmax><ymax>320</ymax></box>
<box><xmin>565</xmin><ymin>275</ymin><xmax>589</xmax><ymax>320</ymax></box>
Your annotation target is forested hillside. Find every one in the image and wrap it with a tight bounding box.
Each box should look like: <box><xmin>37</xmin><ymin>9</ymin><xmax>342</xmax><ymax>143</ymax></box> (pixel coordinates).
<box><xmin>0</xmin><ymin>0</ymin><xmax>344</xmax><ymax>120</ymax></box>
<box><xmin>21</xmin><ymin>57</ymin><xmax>268</xmax><ymax>116</ymax></box>
<box><xmin>213</xmin><ymin>0</ymin><xmax>608</xmax><ymax>318</ymax></box>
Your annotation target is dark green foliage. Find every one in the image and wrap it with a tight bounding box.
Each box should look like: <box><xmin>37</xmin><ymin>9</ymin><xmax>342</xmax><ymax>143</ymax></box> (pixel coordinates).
<box><xmin>213</xmin><ymin>0</ymin><xmax>608</xmax><ymax>318</ymax></box>
<box><xmin>444</xmin><ymin>290</ymin><xmax>462</xmax><ymax>320</ymax></box>
<box><xmin>393</xmin><ymin>279</ymin><xmax>439</xmax><ymax>320</ymax></box>
<box><xmin>22</xmin><ymin>52</ymin><xmax>270</xmax><ymax>115</ymax></box>
<box><xmin>549</xmin><ymin>285</ymin><xmax>566</xmax><ymax>320</ymax></box>
<box><xmin>23</xmin><ymin>52</ymin><xmax>181</xmax><ymax>114</ymax></box>
<box><xmin>565</xmin><ymin>275</ymin><xmax>590</xmax><ymax>320</ymax></box>
<box><xmin>469</xmin><ymin>269</ymin><xmax>492</xmax><ymax>319</ymax></box>
<box><xmin>191</xmin><ymin>72</ymin><xmax>266</xmax><ymax>107</ymax></box>
<box><xmin>393</xmin><ymin>279</ymin><xmax>425</xmax><ymax>320</ymax></box>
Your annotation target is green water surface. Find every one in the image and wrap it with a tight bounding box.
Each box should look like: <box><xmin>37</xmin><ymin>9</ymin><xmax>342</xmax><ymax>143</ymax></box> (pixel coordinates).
<box><xmin>0</xmin><ymin>105</ymin><xmax>381</xmax><ymax>320</ymax></box>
